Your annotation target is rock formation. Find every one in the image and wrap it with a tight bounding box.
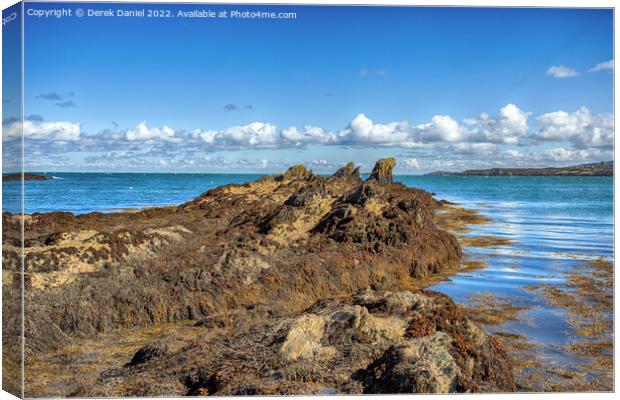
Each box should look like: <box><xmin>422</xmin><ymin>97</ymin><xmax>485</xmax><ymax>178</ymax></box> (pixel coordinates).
<box><xmin>72</xmin><ymin>289</ymin><xmax>514</xmax><ymax>397</ymax></box>
<box><xmin>3</xmin><ymin>172</ymin><xmax>49</xmax><ymax>181</ymax></box>
<box><xmin>367</xmin><ymin>157</ymin><xmax>396</xmax><ymax>184</ymax></box>
<box><xmin>2</xmin><ymin>159</ymin><xmax>514</xmax><ymax>396</ymax></box>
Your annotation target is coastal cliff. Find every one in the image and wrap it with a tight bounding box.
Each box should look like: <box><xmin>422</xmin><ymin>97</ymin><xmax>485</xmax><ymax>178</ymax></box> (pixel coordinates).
<box><xmin>2</xmin><ymin>159</ymin><xmax>515</xmax><ymax>396</ymax></box>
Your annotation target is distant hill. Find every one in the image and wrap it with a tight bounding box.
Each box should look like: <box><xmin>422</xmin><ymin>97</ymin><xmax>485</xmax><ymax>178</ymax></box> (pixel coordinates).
<box><xmin>425</xmin><ymin>161</ymin><xmax>613</xmax><ymax>177</ymax></box>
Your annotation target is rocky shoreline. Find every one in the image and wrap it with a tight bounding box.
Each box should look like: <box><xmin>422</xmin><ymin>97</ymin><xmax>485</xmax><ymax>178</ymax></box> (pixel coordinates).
<box><xmin>2</xmin><ymin>158</ymin><xmax>516</xmax><ymax>396</ymax></box>
<box><xmin>2</xmin><ymin>172</ymin><xmax>49</xmax><ymax>181</ymax></box>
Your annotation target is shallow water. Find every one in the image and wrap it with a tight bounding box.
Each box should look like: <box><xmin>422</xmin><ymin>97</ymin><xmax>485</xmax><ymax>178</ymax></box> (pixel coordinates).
<box><xmin>3</xmin><ymin>173</ymin><xmax>614</xmax><ymax>385</ymax></box>
<box><xmin>398</xmin><ymin>175</ymin><xmax>613</xmax><ymax>385</ymax></box>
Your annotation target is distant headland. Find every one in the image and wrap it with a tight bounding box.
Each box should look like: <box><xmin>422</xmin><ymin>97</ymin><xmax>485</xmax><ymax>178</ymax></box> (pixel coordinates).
<box><xmin>425</xmin><ymin>161</ymin><xmax>613</xmax><ymax>177</ymax></box>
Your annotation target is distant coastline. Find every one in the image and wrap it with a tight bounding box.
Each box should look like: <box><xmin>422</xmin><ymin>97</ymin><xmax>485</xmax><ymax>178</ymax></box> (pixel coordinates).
<box><xmin>425</xmin><ymin>161</ymin><xmax>613</xmax><ymax>177</ymax></box>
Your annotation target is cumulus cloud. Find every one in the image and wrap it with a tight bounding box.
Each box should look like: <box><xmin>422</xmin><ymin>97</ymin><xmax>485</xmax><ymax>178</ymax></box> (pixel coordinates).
<box><xmin>449</xmin><ymin>142</ymin><xmax>497</xmax><ymax>155</ymax></box>
<box><xmin>462</xmin><ymin>103</ymin><xmax>530</xmax><ymax>144</ymax></box>
<box><xmin>503</xmin><ymin>149</ymin><xmax>524</xmax><ymax>158</ymax></box>
<box><xmin>281</xmin><ymin>125</ymin><xmax>340</xmax><ymax>145</ymax></box>
<box><xmin>343</xmin><ymin>114</ymin><xmax>414</xmax><ymax>145</ymax></box>
<box><xmin>543</xmin><ymin>147</ymin><xmax>590</xmax><ymax>162</ymax></box>
<box><xmin>196</xmin><ymin>122</ymin><xmax>280</xmax><ymax>149</ymax></box>
<box><xmin>495</xmin><ymin>103</ymin><xmax>529</xmax><ymax>137</ymax></box>
<box><xmin>401</xmin><ymin>158</ymin><xmax>420</xmax><ymax>170</ymax></box>
<box><xmin>547</xmin><ymin>65</ymin><xmax>579</xmax><ymax>78</ymax></box>
<box><xmin>11</xmin><ymin>103</ymin><xmax>613</xmax><ymax>171</ymax></box>
<box><xmin>125</xmin><ymin>122</ymin><xmax>178</xmax><ymax>142</ymax></box>
<box><xmin>536</xmin><ymin>107</ymin><xmax>613</xmax><ymax>149</ymax></box>
<box><xmin>423</xmin><ymin>115</ymin><xmax>463</xmax><ymax>142</ymax></box>
<box><xmin>590</xmin><ymin>59</ymin><xmax>614</xmax><ymax>72</ymax></box>
<box><xmin>3</xmin><ymin>117</ymin><xmax>81</xmax><ymax>141</ymax></box>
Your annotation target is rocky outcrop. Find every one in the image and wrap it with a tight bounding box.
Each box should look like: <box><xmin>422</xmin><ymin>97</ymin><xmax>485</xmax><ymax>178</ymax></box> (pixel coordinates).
<box><xmin>3</xmin><ymin>172</ymin><xmax>49</xmax><ymax>181</ymax></box>
<box><xmin>70</xmin><ymin>289</ymin><xmax>514</xmax><ymax>396</ymax></box>
<box><xmin>367</xmin><ymin>157</ymin><xmax>396</xmax><ymax>184</ymax></box>
<box><xmin>332</xmin><ymin>162</ymin><xmax>361</xmax><ymax>179</ymax></box>
<box><xmin>2</xmin><ymin>159</ymin><xmax>512</xmax><ymax>396</ymax></box>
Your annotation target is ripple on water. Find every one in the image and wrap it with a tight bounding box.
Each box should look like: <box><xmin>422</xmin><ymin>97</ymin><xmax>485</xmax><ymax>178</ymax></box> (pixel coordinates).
<box><xmin>420</xmin><ymin>176</ymin><xmax>612</xmax><ymax>391</ymax></box>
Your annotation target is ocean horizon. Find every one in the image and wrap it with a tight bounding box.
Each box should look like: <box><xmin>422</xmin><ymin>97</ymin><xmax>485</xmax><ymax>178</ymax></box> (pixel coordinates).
<box><xmin>2</xmin><ymin>172</ymin><xmax>613</xmax><ymax>215</ymax></box>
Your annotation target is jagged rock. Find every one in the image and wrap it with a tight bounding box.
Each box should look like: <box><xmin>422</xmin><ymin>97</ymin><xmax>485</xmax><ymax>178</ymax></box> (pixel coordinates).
<box><xmin>3</xmin><ymin>160</ymin><xmax>503</xmax><ymax>397</ymax></box>
<box><xmin>332</xmin><ymin>162</ymin><xmax>361</xmax><ymax>179</ymax></box>
<box><xmin>343</xmin><ymin>183</ymin><xmax>377</xmax><ymax>207</ymax></box>
<box><xmin>367</xmin><ymin>157</ymin><xmax>396</xmax><ymax>184</ymax></box>
<box><xmin>284</xmin><ymin>180</ymin><xmax>328</xmax><ymax>207</ymax></box>
<box><xmin>278</xmin><ymin>165</ymin><xmax>314</xmax><ymax>181</ymax></box>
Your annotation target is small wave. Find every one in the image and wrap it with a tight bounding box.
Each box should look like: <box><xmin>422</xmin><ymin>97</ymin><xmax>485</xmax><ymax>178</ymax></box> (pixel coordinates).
<box><xmin>51</xmin><ymin>176</ymin><xmax>64</xmax><ymax>180</ymax></box>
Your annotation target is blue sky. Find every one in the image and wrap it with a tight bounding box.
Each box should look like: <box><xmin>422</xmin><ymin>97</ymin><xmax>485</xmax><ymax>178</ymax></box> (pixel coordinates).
<box><xmin>4</xmin><ymin>3</ymin><xmax>614</xmax><ymax>173</ymax></box>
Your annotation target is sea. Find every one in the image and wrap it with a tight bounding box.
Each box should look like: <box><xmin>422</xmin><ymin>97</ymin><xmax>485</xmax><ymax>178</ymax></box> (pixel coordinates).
<box><xmin>2</xmin><ymin>172</ymin><xmax>614</xmax><ymax>384</ymax></box>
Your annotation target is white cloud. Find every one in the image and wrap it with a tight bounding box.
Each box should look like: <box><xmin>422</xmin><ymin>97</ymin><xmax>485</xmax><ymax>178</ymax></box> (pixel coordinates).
<box><xmin>343</xmin><ymin>113</ymin><xmax>412</xmax><ymax>145</ymax></box>
<box><xmin>547</xmin><ymin>65</ymin><xmax>579</xmax><ymax>78</ymax></box>
<box><xmin>497</xmin><ymin>103</ymin><xmax>529</xmax><ymax>137</ymax></box>
<box><xmin>14</xmin><ymin>103</ymin><xmax>613</xmax><ymax>172</ymax></box>
<box><xmin>537</xmin><ymin>107</ymin><xmax>613</xmax><ymax>148</ymax></box>
<box><xmin>430</xmin><ymin>115</ymin><xmax>463</xmax><ymax>142</ymax></box>
<box><xmin>197</xmin><ymin>122</ymin><xmax>280</xmax><ymax>149</ymax></box>
<box><xmin>451</xmin><ymin>142</ymin><xmax>497</xmax><ymax>155</ymax></box>
<box><xmin>463</xmin><ymin>103</ymin><xmax>530</xmax><ymax>144</ymax></box>
<box><xmin>590</xmin><ymin>59</ymin><xmax>614</xmax><ymax>72</ymax></box>
<box><xmin>504</xmin><ymin>149</ymin><xmax>524</xmax><ymax>158</ymax></box>
<box><xmin>281</xmin><ymin>125</ymin><xmax>339</xmax><ymax>145</ymax></box>
<box><xmin>401</xmin><ymin>158</ymin><xmax>420</xmax><ymax>170</ymax></box>
<box><xmin>3</xmin><ymin>119</ymin><xmax>81</xmax><ymax>141</ymax></box>
<box><xmin>126</xmin><ymin>122</ymin><xmax>177</xmax><ymax>142</ymax></box>
<box><xmin>543</xmin><ymin>147</ymin><xmax>590</xmax><ymax>162</ymax></box>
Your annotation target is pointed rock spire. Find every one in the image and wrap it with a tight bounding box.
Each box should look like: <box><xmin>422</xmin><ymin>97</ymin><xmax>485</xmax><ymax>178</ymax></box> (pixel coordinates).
<box><xmin>367</xmin><ymin>158</ymin><xmax>396</xmax><ymax>184</ymax></box>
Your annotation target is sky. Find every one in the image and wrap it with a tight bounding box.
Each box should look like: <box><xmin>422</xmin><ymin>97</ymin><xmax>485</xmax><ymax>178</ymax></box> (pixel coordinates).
<box><xmin>2</xmin><ymin>3</ymin><xmax>614</xmax><ymax>173</ymax></box>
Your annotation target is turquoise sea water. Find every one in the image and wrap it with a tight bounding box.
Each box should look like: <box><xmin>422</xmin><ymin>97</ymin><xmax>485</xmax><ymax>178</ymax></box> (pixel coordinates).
<box><xmin>2</xmin><ymin>173</ymin><xmax>614</xmax><ymax>383</ymax></box>
<box><xmin>2</xmin><ymin>172</ymin><xmax>264</xmax><ymax>214</ymax></box>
